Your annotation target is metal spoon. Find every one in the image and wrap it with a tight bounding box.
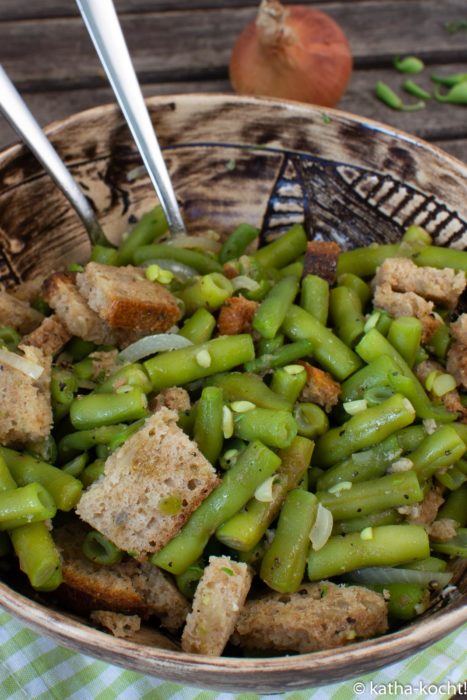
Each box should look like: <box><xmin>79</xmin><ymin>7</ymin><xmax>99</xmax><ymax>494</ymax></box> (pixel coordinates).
<box><xmin>0</xmin><ymin>65</ymin><xmax>108</xmax><ymax>247</ymax></box>
<box><xmin>76</xmin><ymin>0</ymin><xmax>187</xmax><ymax>237</ymax></box>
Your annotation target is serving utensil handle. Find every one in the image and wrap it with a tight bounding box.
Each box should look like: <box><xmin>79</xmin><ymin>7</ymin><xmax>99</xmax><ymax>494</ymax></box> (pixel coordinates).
<box><xmin>0</xmin><ymin>65</ymin><xmax>107</xmax><ymax>246</ymax></box>
<box><xmin>76</xmin><ymin>0</ymin><xmax>187</xmax><ymax>237</ymax></box>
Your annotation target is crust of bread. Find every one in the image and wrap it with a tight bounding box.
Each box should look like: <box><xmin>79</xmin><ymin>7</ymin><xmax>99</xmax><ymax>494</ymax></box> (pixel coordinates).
<box><xmin>303</xmin><ymin>241</ymin><xmax>341</xmax><ymax>284</ymax></box>
<box><xmin>217</xmin><ymin>296</ymin><xmax>259</xmax><ymax>336</ymax></box>
<box><xmin>20</xmin><ymin>314</ymin><xmax>72</xmax><ymax>356</ymax></box>
<box><xmin>0</xmin><ymin>290</ymin><xmax>43</xmax><ymax>334</ymax></box>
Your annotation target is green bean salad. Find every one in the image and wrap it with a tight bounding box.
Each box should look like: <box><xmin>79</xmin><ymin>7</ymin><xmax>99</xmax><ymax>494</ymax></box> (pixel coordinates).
<box><xmin>0</xmin><ymin>208</ymin><xmax>466</xmax><ymax>652</ymax></box>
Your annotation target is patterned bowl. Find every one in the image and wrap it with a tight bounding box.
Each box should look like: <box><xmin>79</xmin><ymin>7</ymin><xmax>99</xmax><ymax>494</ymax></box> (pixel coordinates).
<box><xmin>0</xmin><ymin>94</ymin><xmax>465</xmax><ymax>692</ymax></box>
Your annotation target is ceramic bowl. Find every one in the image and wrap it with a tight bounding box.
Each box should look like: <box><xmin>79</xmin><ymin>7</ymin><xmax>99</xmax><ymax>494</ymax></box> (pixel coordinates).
<box><xmin>0</xmin><ymin>94</ymin><xmax>465</xmax><ymax>693</ymax></box>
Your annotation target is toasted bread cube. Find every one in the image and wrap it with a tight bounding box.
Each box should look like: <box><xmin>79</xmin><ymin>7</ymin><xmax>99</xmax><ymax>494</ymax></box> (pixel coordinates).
<box><xmin>20</xmin><ymin>314</ymin><xmax>72</xmax><ymax>356</ymax></box>
<box><xmin>303</xmin><ymin>241</ymin><xmax>341</xmax><ymax>284</ymax></box>
<box><xmin>76</xmin><ymin>408</ymin><xmax>220</xmax><ymax>561</ymax></box>
<box><xmin>232</xmin><ymin>582</ymin><xmax>387</xmax><ymax>653</ymax></box>
<box><xmin>217</xmin><ymin>296</ymin><xmax>259</xmax><ymax>336</ymax></box>
<box><xmin>0</xmin><ymin>290</ymin><xmax>43</xmax><ymax>334</ymax></box>
<box><xmin>373</xmin><ymin>283</ymin><xmax>440</xmax><ymax>341</ymax></box>
<box><xmin>0</xmin><ymin>346</ymin><xmax>52</xmax><ymax>444</ymax></box>
<box><xmin>298</xmin><ymin>361</ymin><xmax>341</xmax><ymax>412</ymax></box>
<box><xmin>54</xmin><ymin>521</ymin><xmax>189</xmax><ymax>631</ymax></box>
<box><xmin>42</xmin><ymin>272</ymin><xmax>116</xmax><ymax>345</ymax></box>
<box><xmin>181</xmin><ymin>556</ymin><xmax>252</xmax><ymax>656</ymax></box>
<box><xmin>77</xmin><ymin>262</ymin><xmax>181</xmax><ymax>333</ymax></box>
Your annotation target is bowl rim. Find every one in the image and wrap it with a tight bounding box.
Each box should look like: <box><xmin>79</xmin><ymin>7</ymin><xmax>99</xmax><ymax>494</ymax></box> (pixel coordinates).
<box><xmin>0</xmin><ymin>91</ymin><xmax>466</xmax><ymax>687</ymax></box>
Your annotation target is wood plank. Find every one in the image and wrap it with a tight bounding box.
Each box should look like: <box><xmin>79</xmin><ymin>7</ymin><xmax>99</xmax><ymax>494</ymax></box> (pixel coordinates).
<box><xmin>0</xmin><ymin>0</ymin><xmax>421</xmax><ymax>22</ymax></box>
<box><xmin>2</xmin><ymin>2</ymin><xmax>467</xmax><ymax>90</ymax></box>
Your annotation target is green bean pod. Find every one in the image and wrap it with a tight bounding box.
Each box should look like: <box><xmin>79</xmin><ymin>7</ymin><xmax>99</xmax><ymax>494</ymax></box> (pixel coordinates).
<box><xmin>260</xmin><ymin>489</ymin><xmax>317</xmax><ymax>593</ymax></box>
<box><xmin>10</xmin><ymin>522</ymin><xmax>62</xmax><ymax>589</ymax></box>
<box><xmin>134</xmin><ymin>244</ymin><xmax>222</xmax><ymax>275</ymax></box>
<box><xmin>300</xmin><ymin>274</ymin><xmax>329</xmax><ymax>325</ymax></box>
<box><xmin>282</xmin><ymin>305</ymin><xmax>362</xmax><ymax>381</ymax></box>
<box><xmin>144</xmin><ymin>335</ymin><xmax>255</xmax><ymax>392</ymax></box>
<box><xmin>58</xmin><ymin>424</ymin><xmax>127</xmax><ymax>462</ymax></box>
<box><xmin>253</xmin><ymin>224</ymin><xmax>307</xmax><ymax>270</ymax></box>
<box><xmin>234</xmin><ymin>407</ymin><xmax>297</xmax><ymax>449</ymax></box>
<box><xmin>69</xmin><ymin>387</ymin><xmax>148</xmax><ymax>430</ymax></box>
<box><xmin>412</xmin><ymin>245</ymin><xmax>467</xmax><ymax>273</ymax></box>
<box><xmin>95</xmin><ymin>363</ymin><xmax>151</xmax><ymax>394</ymax></box>
<box><xmin>313</xmin><ymin>393</ymin><xmax>416</xmax><ymax>468</ymax></box>
<box><xmin>194</xmin><ymin>386</ymin><xmax>224</xmax><ymax>464</ymax></box>
<box><xmin>336</xmin><ymin>243</ymin><xmax>413</xmax><ymax>278</ymax></box>
<box><xmin>90</xmin><ymin>245</ymin><xmax>119</xmax><ymax>266</ymax></box>
<box><xmin>437</xmin><ymin>483</ymin><xmax>467</xmax><ymax>526</ymax></box>
<box><xmin>307</xmin><ymin>524</ymin><xmax>430</xmax><ymax>580</ymax></box>
<box><xmin>409</xmin><ymin>425</ymin><xmax>466</xmax><ymax>481</ymax></box>
<box><xmin>175</xmin><ymin>563</ymin><xmax>204</xmax><ymax>599</ymax></box>
<box><xmin>0</xmin><ymin>483</ymin><xmax>56</xmax><ymax>530</ymax></box>
<box><xmin>219</xmin><ymin>223</ymin><xmax>259</xmax><ymax>263</ymax></box>
<box><xmin>332</xmin><ymin>509</ymin><xmax>403</xmax><ymax>535</ymax></box>
<box><xmin>177</xmin><ymin>273</ymin><xmax>233</xmax><ymax>315</ymax></box>
<box><xmin>152</xmin><ymin>440</ymin><xmax>281</xmax><ymax>574</ymax></box>
<box><xmin>82</xmin><ymin>530</ymin><xmax>123</xmax><ymax>565</ymax></box>
<box><xmin>178</xmin><ymin>307</ymin><xmax>216</xmax><ymax>344</ymax></box>
<box><xmin>371</xmin><ymin>583</ymin><xmax>429</xmax><ymax>620</ymax></box>
<box><xmin>117</xmin><ymin>205</ymin><xmax>168</xmax><ymax>265</ymax></box>
<box><xmin>209</xmin><ymin>371</ymin><xmax>292</xmax><ymax>412</ymax></box>
<box><xmin>294</xmin><ymin>403</ymin><xmax>329</xmax><ymax>439</ymax></box>
<box><xmin>387</xmin><ymin>316</ymin><xmax>422</xmax><ymax>368</ymax></box>
<box><xmin>253</xmin><ymin>275</ymin><xmax>299</xmax><ymax>339</ymax></box>
<box><xmin>270</xmin><ymin>365</ymin><xmax>307</xmax><ymax>403</ymax></box>
<box><xmin>244</xmin><ymin>340</ymin><xmax>313</xmax><ymax>374</ymax></box>
<box><xmin>329</xmin><ymin>286</ymin><xmax>365</xmax><ymax>347</ymax></box>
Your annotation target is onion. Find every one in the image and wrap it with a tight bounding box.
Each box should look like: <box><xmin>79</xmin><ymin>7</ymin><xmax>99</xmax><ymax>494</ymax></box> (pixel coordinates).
<box><xmin>231</xmin><ymin>275</ymin><xmax>260</xmax><ymax>292</ymax></box>
<box><xmin>309</xmin><ymin>503</ymin><xmax>333</xmax><ymax>551</ymax></box>
<box><xmin>0</xmin><ymin>348</ymin><xmax>44</xmax><ymax>380</ymax></box>
<box><xmin>229</xmin><ymin>0</ymin><xmax>352</xmax><ymax>108</ymax></box>
<box><xmin>254</xmin><ymin>475</ymin><xmax>278</xmax><ymax>502</ymax></box>
<box><xmin>118</xmin><ymin>334</ymin><xmax>193</xmax><ymax>363</ymax></box>
<box><xmin>346</xmin><ymin>567</ymin><xmax>453</xmax><ymax>588</ymax></box>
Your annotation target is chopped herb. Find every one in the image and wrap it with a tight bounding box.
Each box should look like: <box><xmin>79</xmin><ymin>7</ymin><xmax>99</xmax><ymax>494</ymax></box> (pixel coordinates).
<box><xmin>222</xmin><ymin>566</ymin><xmax>235</xmax><ymax>576</ymax></box>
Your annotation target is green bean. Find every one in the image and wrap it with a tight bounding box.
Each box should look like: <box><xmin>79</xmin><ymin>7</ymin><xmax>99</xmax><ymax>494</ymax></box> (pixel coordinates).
<box><xmin>332</xmin><ymin>509</ymin><xmax>402</xmax><ymax>535</ymax></box>
<box><xmin>10</xmin><ymin>522</ymin><xmax>62</xmax><ymax>589</ymax></box>
<box><xmin>294</xmin><ymin>403</ymin><xmax>329</xmax><ymax>439</ymax></box>
<box><xmin>317</xmin><ymin>471</ymin><xmax>423</xmax><ymax>521</ymax></box>
<box><xmin>330</xmin><ymin>286</ymin><xmax>365</xmax><ymax>347</ymax></box>
<box><xmin>219</xmin><ymin>223</ymin><xmax>259</xmax><ymax>263</ymax></box>
<box><xmin>65</xmin><ymin>338</ymin><xmax>97</xmax><ymax>362</ymax></box>
<box><xmin>437</xmin><ymin>483</ymin><xmax>467</xmax><ymax>526</ymax></box>
<box><xmin>0</xmin><ymin>483</ymin><xmax>56</xmax><ymax>530</ymax></box>
<box><xmin>69</xmin><ymin>387</ymin><xmax>148</xmax><ymax>431</ymax></box>
<box><xmin>35</xmin><ymin>568</ymin><xmax>63</xmax><ymax>592</ymax></box>
<box><xmin>412</xmin><ymin>245</ymin><xmax>467</xmax><ymax>273</ymax></box>
<box><xmin>270</xmin><ymin>365</ymin><xmax>307</xmax><ymax>403</ymax></box>
<box><xmin>216</xmin><ymin>436</ymin><xmax>314</xmax><ymax>551</ymax></box>
<box><xmin>300</xmin><ymin>274</ymin><xmax>330</xmax><ymax>325</ymax></box>
<box><xmin>282</xmin><ymin>305</ymin><xmax>362</xmax><ymax>381</ymax></box>
<box><xmin>307</xmin><ymin>524</ymin><xmax>430</xmax><ymax>580</ymax></box>
<box><xmin>337</xmin><ymin>243</ymin><xmax>413</xmax><ymax>278</ymax></box>
<box><xmin>402</xmin><ymin>224</ymin><xmax>432</xmax><ymax>246</ymax></box>
<box><xmin>257</xmin><ymin>334</ymin><xmax>284</xmax><ymax>356</ymax></box>
<box><xmin>178</xmin><ymin>307</ymin><xmax>216</xmax><ymax>344</ymax></box>
<box><xmin>0</xmin><ymin>447</ymin><xmax>82</xmax><ymax>512</ymax></box>
<box><xmin>152</xmin><ymin>440</ymin><xmax>281</xmax><ymax>574</ymax></box>
<box><xmin>81</xmin><ymin>459</ymin><xmax>105</xmax><ymax>487</ymax></box>
<box><xmin>0</xmin><ymin>326</ymin><xmax>21</xmax><ymax>351</ymax></box>
<box><xmin>313</xmin><ymin>394</ymin><xmax>416</xmax><ymax>468</ymax></box>
<box><xmin>117</xmin><ymin>205</ymin><xmax>168</xmax><ymax>265</ymax></box>
<box><xmin>90</xmin><ymin>245</ymin><xmax>119</xmax><ymax>266</ymax></box>
<box><xmin>0</xmin><ymin>455</ymin><xmax>17</xmax><ymax>492</ymax></box>
<box><xmin>371</xmin><ymin>583</ymin><xmax>429</xmax><ymax>620</ymax></box>
<box><xmin>51</xmin><ymin>367</ymin><xmax>78</xmax><ymax>406</ymax></box>
<box><xmin>278</xmin><ymin>260</ymin><xmax>303</xmax><ymax>279</ymax></box>
<box><xmin>337</xmin><ymin>273</ymin><xmax>371</xmax><ymax>307</ymax></box>
<box><xmin>72</xmin><ymin>357</ymin><xmax>94</xmax><ymax>382</ymax></box>
<box><xmin>58</xmin><ymin>424</ymin><xmax>127</xmax><ymax>462</ymax></box>
<box><xmin>175</xmin><ymin>563</ymin><xmax>204</xmax><ymax>599</ymax></box>
<box><xmin>177</xmin><ymin>273</ymin><xmax>233</xmax><ymax>315</ymax></box>
<box><xmin>409</xmin><ymin>425</ymin><xmax>466</xmax><ymax>481</ymax></box>
<box><xmin>341</xmin><ymin>355</ymin><xmax>400</xmax><ymax>403</ymax></box>
<box><xmin>436</xmin><ymin>465</ymin><xmax>466</xmax><ymax>490</ymax></box>
<box><xmin>254</xmin><ymin>224</ymin><xmax>307</xmax><ymax>270</ymax></box>
<box><xmin>425</xmin><ymin>323</ymin><xmax>451</xmax><ymax>361</ymax></box>
<box><xmin>208</xmin><ymin>371</ymin><xmax>292</xmax><ymax>412</ymax></box>
<box><xmin>260</xmin><ymin>489</ymin><xmax>317</xmax><ymax>593</ymax></box>
<box><xmin>404</xmin><ymin>556</ymin><xmax>447</xmax><ymax>572</ymax></box>
<box><xmin>95</xmin><ymin>363</ymin><xmax>151</xmax><ymax>394</ymax></box>
<box><xmin>244</xmin><ymin>340</ymin><xmax>313</xmax><ymax>374</ymax></box>
<box><xmin>144</xmin><ymin>335</ymin><xmax>255</xmax><ymax>392</ymax></box>
<box><xmin>194</xmin><ymin>387</ymin><xmax>224</xmax><ymax>464</ymax></box>
<box><xmin>431</xmin><ymin>528</ymin><xmax>467</xmax><ymax>557</ymax></box>
<box><xmin>387</xmin><ymin>316</ymin><xmax>422</xmax><ymax>367</ymax></box>
<box><xmin>452</xmin><ymin>423</ymin><xmax>467</xmax><ymax>444</ymax></box>
<box><xmin>234</xmin><ymin>407</ymin><xmax>297</xmax><ymax>449</ymax></box>
<box><xmin>252</xmin><ymin>276</ymin><xmax>299</xmax><ymax>340</ymax></box>
<box><xmin>134</xmin><ymin>244</ymin><xmax>222</xmax><ymax>275</ymax></box>
<box><xmin>82</xmin><ymin>530</ymin><xmax>123</xmax><ymax>565</ymax></box>
<box><xmin>62</xmin><ymin>452</ymin><xmax>89</xmax><ymax>478</ymax></box>
<box><xmin>108</xmin><ymin>419</ymin><xmax>146</xmax><ymax>453</ymax></box>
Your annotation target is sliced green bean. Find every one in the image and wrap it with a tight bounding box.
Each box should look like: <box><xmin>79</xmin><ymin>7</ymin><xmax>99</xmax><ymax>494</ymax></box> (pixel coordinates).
<box><xmin>337</xmin><ymin>272</ymin><xmax>371</xmax><ymax>307</ymax></box>
<box><xmin>431</xmin><ymin>528</ymin><xmax>467</xmax><ymax>557</ymax></box>
<box><xmin>117</xmin><ymin>205</ymin><xmax>168</xmax><ymax>265</ymax></box>
<box><xmin>152</xmin><ymin>440</ymin><xmax>281</xmax><ymax>574</ymax></box>
<box><xmin>244</xmin><ymin>340</ymin><xmax>313</xmax><ymax>374</ymax></box>
<box><xmin>307</xmin><ymin>524</ymin><xmax>430</xmax><ymax>579</ymax></box>
<box><xmin>260</xmin><ymin>489</ymin><xmax>317</xmax><ymax>593</ymax></box>
<box><xmin>69</xmin><ymin>387</ymin><xmax>148</xmax><ymax>430</ymax></box>
<box><xmin>294</xmin><ymin>403</ymin><xmax>329</xmax><ymax>439</ymax></box>
<box><xmin>337</xmin><ymin>243</ymin><xmax>413</xmax><ymax>278</ymax></box>
<box><xmin>371</xmin><ymin>583</ymin><xmax>429</xmax><ymax>620</ymax></box>
<box><xmin>0</xmin><ymin>483</ymin><xmax>56</xmax><ymax>530</ymax></box>
<box><xmin>10</xmin><ymin>522</ymin><xmax>62</xmax><ymax>589</ymax></box>
<box><xmin>208</xmin><ymin>371</ymin><xmax>292</xmax><ymax>412</ymax></box>
<box><xmin>437</xmin><ymin>483</ymin><xmax>467</xmax><ymax>526</ymax></box>
<box><xmin>82</xmin><ymin>530</ymin><xmax>122</xmax><ymax>565</ymax></box>
<box><xmin>254</xmin><ymin>224</ymin><xmax>307</xmax><ymax>270</ymax></box>
<box><xmin>387</xmin><ymin>316</ymin><xmax>422</xmax><ymax>368</ymax></box>
<box><xmin>253</xmin><ymin>276</ymin><xmax>299</xmax><ymax>339</ymax></box>
<box><xmin>270</xmin><ymin>365</ymin><xmax>307</xmax><ymax>403</ymax></box>
<box><xmin>413</xmin><ymin>245</ymin><xmax>467</xmax><ymax>273</ymax></box>
<box><xmin>300</xmin><ymin>274</ymin><xmax>329</xmax><ymax>326</ymax></box>
<box><xmin>333</xmin><ymin>509</ymin><xmax>402</xmax><ymax>535</ymax></box>
<box><xmin>95</xmin><ymin>363</ymin><xmax>151</xmax><ymax>394</ymax></box>
<box><xmin>62</xmin><ymin>452</ymin><xmax>89</xmax><ymax>478</ymax></box>
<box><xmin>175</xmin><ymin>563</ymin><xmax>204</xmax><ymax>599</ymax></box>
<box><xmin>81</xmin><ymin>459</ymin><xmax>105</xmax><ymax>487</ymax></box>
<box><xmin>329</xmin><ymin>286</ymin><xmax>365</xmax><ymax>347</ymax></box>
<box><xmin>220</xmin><ymin>223</ymin><xmax>259</xmax><ymax>263</ymax></box>
<box><xmin>178</xmin><ymin>307</ymin><xmax>216</xmax><ymax>344</ymax></box>
<box><xmin>409</xmin><ymin>425</ymin><xmax>466</xmax><ymax>481</ymax></box>
<box><xmin>194</xmin><ymin>386</ymin><xmax>224</xmax><ymax>464</ymax></box>
<box><xmin>177</xmin><ymin>273</ymin><xmax>233</xmax><ymax>315</ymax></box>
<box><xmin>90</xmin><ymin>245</ymin><xmax>119</xmax><ymax>266</ymax></box>
<box><xmin>134</xmin><ymin>244</ymin><xmax>222</xmax><ymax>275</ymax></box>
<box><xmin>58</xmin><ymin>424</ymin><xmax>126</xmax><ymax>462</ymax></box>
<box><xmin>234</xmin><ymin>407</ymin><xmax>297</xmax><ymax>449</ymax></box>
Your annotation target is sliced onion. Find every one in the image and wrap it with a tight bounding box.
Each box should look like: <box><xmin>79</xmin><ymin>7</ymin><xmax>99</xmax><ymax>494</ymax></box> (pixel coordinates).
<box><xmin>309</xmin><ymin>504</ymin><xmax>333</xmax><ymax>551</ymax></box>
<box><xmin>231</xmin><ymin>275</ymin><xmax>260</xmax><ymax>292</ymax></box>
<box><xmin>254</xmin><ymin>476</ymin><xmax>278</xmax><ymax>503</ymax></box>
<box><xmin>346</xmin><ymin>566</ymin><xmax>453</xmax><ymax>587</ymax></box>
<box><xmin>167</xmin><ymin>235</ymin><xmax>221</xmax><ymax>253</ymax></box>
<box><xmin>119</xmin><ymin>334</ymin><xmax>193</xmax><ymax>363</ymax></box>
<box><xmin>0</xmin><ymin>348</ymin><xmax>44</xmax><ymax>380</ymax></box>
<box><xmin>141</xmin><ymin>258</ymin><xmax>197</xmax><ymax>281</ymax></box>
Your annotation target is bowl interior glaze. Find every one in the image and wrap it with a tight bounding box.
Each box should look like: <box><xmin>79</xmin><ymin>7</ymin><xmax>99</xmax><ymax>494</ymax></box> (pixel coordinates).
<box><xmin>0</xmin><ymin>94</ymin><xmax>465</xmax><ymax>693</ymax></box>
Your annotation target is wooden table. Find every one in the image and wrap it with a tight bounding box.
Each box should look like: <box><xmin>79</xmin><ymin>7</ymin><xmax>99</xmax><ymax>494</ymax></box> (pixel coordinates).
<box><xmin>1</xmin><ymin>0</ymin><xmax>467</xmax><ymax>163</ymax></box>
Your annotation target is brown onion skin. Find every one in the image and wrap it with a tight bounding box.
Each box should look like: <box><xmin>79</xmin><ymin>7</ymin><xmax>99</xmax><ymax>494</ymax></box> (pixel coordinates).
<box><xmin>229</xmin><ymin>5</ymin><xmax>353</xmax><ymax>108</ymax></box>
